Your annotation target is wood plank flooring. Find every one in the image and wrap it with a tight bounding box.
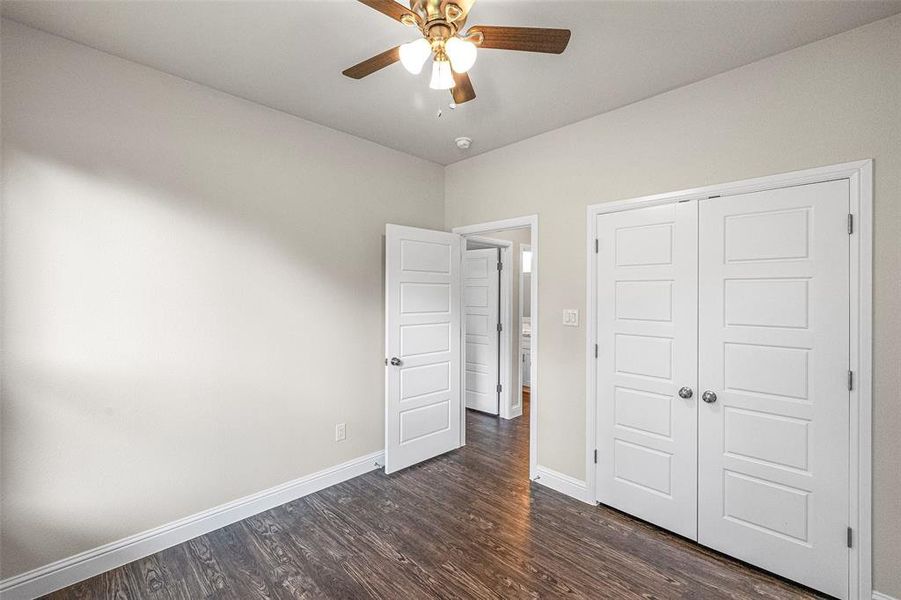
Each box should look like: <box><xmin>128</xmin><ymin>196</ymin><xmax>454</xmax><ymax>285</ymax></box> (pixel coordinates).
<box><xmin>45</xmin><ymin>399</ymin><xmax>826</xmax><ymax>599</ymax></box>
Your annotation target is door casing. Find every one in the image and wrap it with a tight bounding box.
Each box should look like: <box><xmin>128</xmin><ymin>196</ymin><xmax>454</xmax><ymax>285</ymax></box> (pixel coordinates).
<box><xmin>519</xmin><ymin>243</ymin><xmax>532</xmax><ymax>416</ymax></box>
<box><xmin>585</xmin><ymin>160</ymin><xmax>873</xmax><ymax>599</ymax></box>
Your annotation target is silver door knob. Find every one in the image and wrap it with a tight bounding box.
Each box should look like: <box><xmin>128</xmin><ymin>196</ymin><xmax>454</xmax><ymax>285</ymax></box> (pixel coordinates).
<box><xmin>678</xmin><ymin>386</ymin><xmax>693</xmax><ymax>399</ymax></box>
<box><xmin>702</xmin><ymin>390</ymin><xmax>718</xmax><ymax>404</ymax></box>
<box><xmin>390</xmin><ymin>357</ymin><xmax>402</xmax><ymax>366</ymax></box>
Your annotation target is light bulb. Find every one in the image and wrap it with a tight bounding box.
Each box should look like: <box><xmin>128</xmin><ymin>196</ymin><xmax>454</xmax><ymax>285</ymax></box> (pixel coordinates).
<box><xmin>445</xmin><ymin>37</ymin><xmax>477</xmax><ymax>73</ymax></box>
<box><xmin>399</xmin><ymin>38</ymin><xmax>431</xmax><ymax>75</ymax></box>
<box><xmin>429</xmin><ymin>59</ymin><xmax>455</xmax><ymax>90</ymax></box>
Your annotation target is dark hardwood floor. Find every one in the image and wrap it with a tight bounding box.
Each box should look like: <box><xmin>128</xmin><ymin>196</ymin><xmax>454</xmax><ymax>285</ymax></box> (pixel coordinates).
<box><xmin>46</xmin><ymin>397</ymin><xmax>825</xmax><ymax>599</ymax></box>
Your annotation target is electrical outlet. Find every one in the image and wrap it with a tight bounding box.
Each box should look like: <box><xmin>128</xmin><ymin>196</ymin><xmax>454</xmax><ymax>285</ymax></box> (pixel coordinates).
<box><xmin>335</xmin><ymin>423</ymin><xmax>346</xmax><ymax>442</ymax></box>
<box><xmin>563</xmin><ymin>309</ymin><xmax>580</xmax><ymax>327</ymax></box>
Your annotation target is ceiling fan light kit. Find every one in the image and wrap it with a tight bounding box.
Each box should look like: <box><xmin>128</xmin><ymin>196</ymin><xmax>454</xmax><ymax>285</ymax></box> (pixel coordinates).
<box><xmin>344</xmin><ymin>0</ymin><xmax>572</xmax><ymax>104</ymax></box>
<box><xmin>399</xmin><ymin>37</ymin><xmax>432</xmax><ymax>74</ymax></box>
<box><xmin>430</xmin><ymin>54</ymin><xmax>455</xmax><ymax>89</ymax></box>
<box><xmin>445</xmin><ymin>36</ymin><xmax>477</xmax><ymax>73</ymax></box>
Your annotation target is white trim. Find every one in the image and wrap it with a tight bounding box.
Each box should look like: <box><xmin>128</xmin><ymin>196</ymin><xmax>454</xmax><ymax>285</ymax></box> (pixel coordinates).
<box><xmin>499</xmin><ymin>245</ymin><xmax>514</xmax><ymax>419</ymax></box>
<box><xmin>453</xmin><ymin>215</ymin><xmax>539</xmax><ymax>479</ymax></box>
<box><xmin>0</xmin><ymin>451</ymin><xmax>385</xmax><ymax>600</ymax></box>
<box><xmin>584</xmin><ymin>160</ymin><xmax>872</xmax><ymax>216</ymax></box>
<box><xmin>534</xmin><ymin>466</ymin><xmax>592</xmax><ymax>504</ymax></box>
<box><xmin>872</xmin><ymin>592</ymin><xmax>900</xmax><ymax>600</ymax></box>
<box><xmin>464</xmin><ymin>235</ymin><xmax>513</xmax><ymax>250</ymax></box>
<box><xmin>585</xmin><ymin>160</ymin><xmax>873</xmax><ymax>600</ymax></box>
<box><xmin>453</xmin><ymin>216</ymin><xmax>536</xmax><ymax>237</ymax></box>
<box><xmin>585</xmin><ymin>209</ymin><xmax>599</xmax><ymax>505</ymax></box>
<box><xmin>517</xmin><ymin>243</ymin><xmax>532</xmax><ymax>418</ymax></box>
<box><xmin>850</xmin><ymin>162</ymin><xmax>874</xmax><ymax>600</ymax></box>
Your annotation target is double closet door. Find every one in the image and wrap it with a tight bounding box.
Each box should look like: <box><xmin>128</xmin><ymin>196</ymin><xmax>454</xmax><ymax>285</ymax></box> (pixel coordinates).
<box><xmin>594</xmin><ymin>180</ymin><xmax>851</xmax><ymax>598</ymax></box>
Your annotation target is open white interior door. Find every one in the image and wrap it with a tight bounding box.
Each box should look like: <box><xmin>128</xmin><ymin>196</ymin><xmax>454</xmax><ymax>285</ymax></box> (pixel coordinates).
<box><xmin>385</xmin><ymin>224</ymin><xmax>462</xmax><ymax>474</ymax></box>
<box><xmin>463</xmin><ymin>248</ymin><xmax>501</xmax><ymax>415</ymax></box>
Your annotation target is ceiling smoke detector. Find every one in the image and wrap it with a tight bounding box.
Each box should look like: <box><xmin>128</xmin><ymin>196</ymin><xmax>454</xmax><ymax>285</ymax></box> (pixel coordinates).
<box><xmin>455</xmin><ymin>136</ymin><xmax>472</xmax><ymax>150</ymax></box>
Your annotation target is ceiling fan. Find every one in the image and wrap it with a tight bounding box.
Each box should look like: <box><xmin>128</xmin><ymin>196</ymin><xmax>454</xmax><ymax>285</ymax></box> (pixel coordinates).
<box><xmin>342</xmin><ymin>0</ymin><xmax>571</xmax><ymax>104</ymax></box>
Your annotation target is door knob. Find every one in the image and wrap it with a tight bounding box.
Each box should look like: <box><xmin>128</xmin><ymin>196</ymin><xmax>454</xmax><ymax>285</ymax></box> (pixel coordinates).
<box><xmin>702</xmin><ymin>390</ymin><xmax>718</xmax><ymax>404</ymax></box>
<box><xmin>390</xmin><ymin>357</ymin><xmax>402</xmax><ymax>366</ymax></box>
<box><xmin>678</xmin><ymin>386</ymin><xmax>693</xmax><ymax>399</ymax></box>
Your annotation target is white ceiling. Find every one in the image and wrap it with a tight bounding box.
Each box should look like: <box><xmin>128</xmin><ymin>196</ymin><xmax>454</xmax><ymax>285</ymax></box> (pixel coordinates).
<box><xmin>4</xmin><ymin>1</ymin><xmax>900</xmax><ymax>164</ymax></box>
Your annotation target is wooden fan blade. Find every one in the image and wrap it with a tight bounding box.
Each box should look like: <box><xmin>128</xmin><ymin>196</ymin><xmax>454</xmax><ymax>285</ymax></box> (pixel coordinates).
<box><xmin>468</xmin><ymin>26</ymin><xmax>571</xmax><ymax>54</ymax></box>
<box><xmin>451</xmin><ymin>71</ymin><xmax>476</xmax><ymax>104</ymax></box>
<box><xmin>343</xmin><ymin>46</ymin><xmax>400</xmax><ymax>79</ymax></box>
<box><xmin>358</xmin><ymin>0</ymin><xmax>419</xmax><ymax>25</ymax></box>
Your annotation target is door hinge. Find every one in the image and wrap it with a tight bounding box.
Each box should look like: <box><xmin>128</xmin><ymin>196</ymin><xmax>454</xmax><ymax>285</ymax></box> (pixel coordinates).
<box><xmin>848</xmin><ymin>370</ymin><xmax>853</xmax><ymax>391</ymax></box>
<box><xmin>847</xmin><ymin>527</ymin><xmax>853</xmax><ymax>548</ymax></box>
<box><xmin>593</xmin><ymin>449</ymin><xmax>598</xmax><ymax>464</ymax></box>
<box><xmin>595</xmin><ymin>239</ymin><xmax>599</xmax><ymax>254</ymax></box>
<box><xmin>497</xmin><ymin>322</ymin><xmax>503</xmax><ymax>332</ymax></box>
<box><xmin>848</xmin><ymin>214</ymin><xmax>854</xmax><ymax>235</ymax></box>
<box><xmin>594</xmin><ymin>344</ymin><xmax>598</xmax><ymax>359</ymax></box>
<box><xmin>496</xmin><ymin>383</ymin><xmax>503</xmax><ymax>393</ymax></box>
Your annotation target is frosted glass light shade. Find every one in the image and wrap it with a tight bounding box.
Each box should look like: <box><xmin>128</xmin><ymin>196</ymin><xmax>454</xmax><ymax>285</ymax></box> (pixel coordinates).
<box><xmin>399</xmin><ymin>38</ymin><xmax>431</xmax><ymax>75</ymax></box>
<box><xmin>429</xmin><ymin>59</ymin><xmax>455</xmax><ymax>90</ymax></box>
<box><xmin>445</xmin><ymin>37</ymin><xmax>477</xmax><ymax>73</ymax></box>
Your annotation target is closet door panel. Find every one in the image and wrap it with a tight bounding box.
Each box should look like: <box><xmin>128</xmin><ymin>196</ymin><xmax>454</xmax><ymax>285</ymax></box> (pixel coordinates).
<box><xmin>595</xmin><ymin>201</ymin><xmax>698</xmax><ymax>540</ymax></box>
<box><xmin>697</xmin><ymin>180</ymin><xmax>850</xmax><ymax>599</ymax></box>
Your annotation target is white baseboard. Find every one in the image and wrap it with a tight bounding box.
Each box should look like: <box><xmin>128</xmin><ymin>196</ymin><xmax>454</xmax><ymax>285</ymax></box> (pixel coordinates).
<box><xmin>533</xmin><ymin>465</ymin><xmax>592</xmax><ymax>504</ymax></box>
<box><xmin>873</xmin><ymin>592</ymin><xmax>900</xmax><ymax>600</ymax></box>
<box><xmin>501</xmin><ymin>406</ymin><xmax>523</xmax><ymax>420</ymax></box>
<box><xmin>0</xmin><ymin>450</ymin><xmax>384</xmax><ymax>600</ymax></box>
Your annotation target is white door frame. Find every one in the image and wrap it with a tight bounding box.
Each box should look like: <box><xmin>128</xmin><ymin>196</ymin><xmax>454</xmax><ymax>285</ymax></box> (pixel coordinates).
<box><xmin>519</xmin><ymin>243</ymin><xmax>532</xmax><ymax>417</ymax></box>
<box><xmin>585</xmin><ymin>160</ymin><xmax>873</xmax><ymax>599</ymax></box>
<box><xmin>453</xmin><ymin>215</ymin><xmax>539</xmax><ymax>479</ymax></box>
<box><xmin>463</xmin><ymin>236</ymin><xmax>515</xmax><ymax>419</ymax></box>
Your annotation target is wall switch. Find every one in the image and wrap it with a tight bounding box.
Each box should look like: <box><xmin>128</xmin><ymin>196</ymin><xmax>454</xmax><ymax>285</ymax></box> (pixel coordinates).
<box><xmin>335</xmin><ymin>423</ymin><xmax>346</xmax><ymax>442</ymax></box>
<box><xmin>563</xmin><ymin>309</ymin><xmax>580</xmax><ymax>327</ymax></box>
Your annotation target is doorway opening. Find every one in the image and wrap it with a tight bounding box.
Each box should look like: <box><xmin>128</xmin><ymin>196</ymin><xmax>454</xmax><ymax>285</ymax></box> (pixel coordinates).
<box><xmin>382</xmin><ymin>217</ymin><xmax>539</xmax><ymax>480</ymax></box>
<box><xmin>453</xmin><ymin>216</ymin><xmax>538</xmax><ymax>479</ymax></box>
<box><xmin>462</xmin><ymin>235</ymin><xmax>514</xmax><ymax>419</ymax></box>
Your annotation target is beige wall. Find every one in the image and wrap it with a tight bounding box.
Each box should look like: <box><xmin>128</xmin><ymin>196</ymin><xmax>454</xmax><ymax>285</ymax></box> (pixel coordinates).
<box><xmin>0</xmin><ymin>20</ymin><xmax>444</xmax><ymax>578</ymax></box>
<box><xmin>445</xmin><ymin>15</ymin><xmax>901</xmax><ymax>597</ymax></box>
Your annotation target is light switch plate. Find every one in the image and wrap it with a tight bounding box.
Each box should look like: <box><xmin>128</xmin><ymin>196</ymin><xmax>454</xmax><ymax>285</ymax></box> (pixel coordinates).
<box><xmin>563</xmin><ymin>309</ymin><xmax>580</xmax><ymax>327</ymax></box>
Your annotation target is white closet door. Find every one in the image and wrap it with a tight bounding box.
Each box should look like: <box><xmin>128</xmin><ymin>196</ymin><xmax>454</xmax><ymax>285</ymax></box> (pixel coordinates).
<box><xmin>385</xmin><ymin>224</ymin><xmax>462</xmax><ymax>474</ymax></box>
<box><xmin>697</xmin><ymin>180</ymin><xmax>850</xmax><ymax>598</ymax></box>
<box><xmin>464</xmin><ymin>248</ymin><xmax>500</xmax><ymax>414</ymax></box>
<box><xmin>595</xmin><ymin>201</ymin><xmax>698</xmax><ymax>539</ymax></box>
